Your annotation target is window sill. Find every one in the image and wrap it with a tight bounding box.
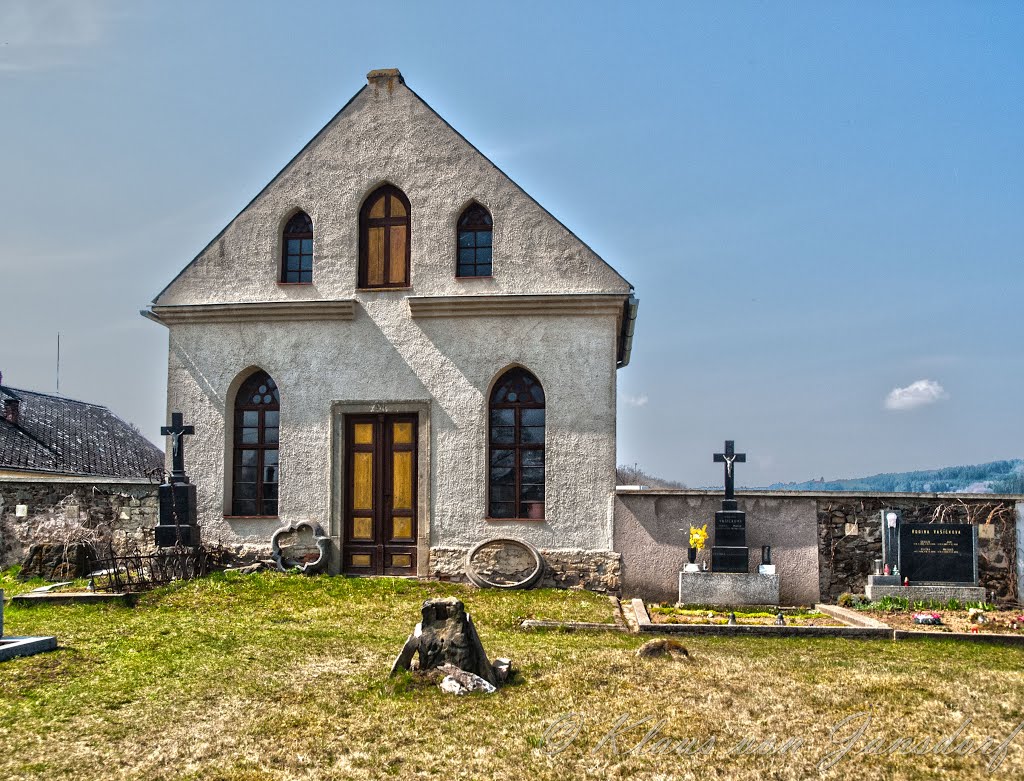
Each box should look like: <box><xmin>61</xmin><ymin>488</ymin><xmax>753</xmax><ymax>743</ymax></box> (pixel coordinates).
<box><xmin>277</xmin><ymin>282</ymin><xmax>313</xmax><ymax>286</ymax></box>
<box><xmin>486</xmin><ymin>517</ymin><xmax>546</xmax><ymax>523</ymax></box>
<box><xmin>356</xmin><ymin>286</ymin><xmax>412</xmax><ymax>292</ymax></box>
<box><xmin>224</xmin><ymin>515</ymin><xmax>280</xmax><ymax>520</ymax></box>
<box><xmin>456</xmin><ymin>275</ymin><xmax>493</xmax><ymax>280</ymax></box>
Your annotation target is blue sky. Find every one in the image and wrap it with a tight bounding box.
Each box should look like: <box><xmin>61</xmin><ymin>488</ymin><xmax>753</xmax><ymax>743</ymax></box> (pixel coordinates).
<box><xmin>1</xmin><ymin>1</ymin><xmax>1021</xmax><ymax>487</ymax></box>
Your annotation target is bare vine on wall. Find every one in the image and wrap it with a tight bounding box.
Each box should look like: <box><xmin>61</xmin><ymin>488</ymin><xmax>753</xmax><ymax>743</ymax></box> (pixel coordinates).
<box><xmin>930</xmin><ymin>499</ymin><xmax>1013</xmax><ymax>526</ymax></box>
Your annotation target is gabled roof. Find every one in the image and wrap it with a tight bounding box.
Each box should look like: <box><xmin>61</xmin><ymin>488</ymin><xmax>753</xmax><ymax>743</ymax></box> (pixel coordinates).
<box><xmin>151</xmin><ymin>68</ymin><xmax>632</xmax><ymax>304</ymax></box>
<box><xmin>0</xmin><ymin>385</ymin><xmax>163</xmax><ymax>479</ymax></box>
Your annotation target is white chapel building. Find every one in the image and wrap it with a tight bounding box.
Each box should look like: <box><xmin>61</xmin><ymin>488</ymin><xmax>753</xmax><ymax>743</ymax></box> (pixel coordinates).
<box><xmin>144</xmin><ymin>69</ymin><xmax>637</xmax><ymax>583</ymax></box>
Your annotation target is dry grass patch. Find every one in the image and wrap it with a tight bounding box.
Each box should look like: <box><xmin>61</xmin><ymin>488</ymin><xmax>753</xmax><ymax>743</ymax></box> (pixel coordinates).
<box><xmin>1</xmin><ymin>571</ymin><xmax>1023</xmax><ymax>780</ymax></box>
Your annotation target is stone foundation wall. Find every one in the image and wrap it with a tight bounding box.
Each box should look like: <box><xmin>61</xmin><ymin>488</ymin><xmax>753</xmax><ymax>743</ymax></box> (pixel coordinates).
<box><xmin>429</xmin><ymin>547</ymin><xmax>621</xmax><ymax>593</ymax></box>
<box><xmin>818</xmin><ymin>496</ymin><xmax>1018</xmax><ymax>603</ymax></box>
<box><xmin>0</xmin><ymin>480</ymin><xmax>160</xmax><ymax>569</ymax></box>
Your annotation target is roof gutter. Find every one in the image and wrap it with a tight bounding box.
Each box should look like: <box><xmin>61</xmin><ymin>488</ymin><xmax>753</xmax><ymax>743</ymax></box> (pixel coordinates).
<box><xmin>617</xmin><ymin>294</ymin><xmax>639</xmax><ymax>369</ymax></box>
<box><xmin>140</xmin><ymin>309</ymin><xmax>165</xmax><ymax>327</ymax></box>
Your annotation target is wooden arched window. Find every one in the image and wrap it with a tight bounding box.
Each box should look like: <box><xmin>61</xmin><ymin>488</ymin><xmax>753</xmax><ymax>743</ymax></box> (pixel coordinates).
<box><xmin>488</xmin><ymin>367</ymin><xmax>545</xmax><ymax>519</ymax></box>
<box><xmin>359</xmin><ymin>184</ymin><xmax>410</xmax><ymax>288</ymax></box>
<box><xmin>231</xmin><ymin>370</ymin><xmax>280</xmax><ymax>516</ymax></box>
<box><xmin>457</xmin><ymin>203</ymin><xmax>493</xmax><ymax>277</ymax></box>
<box><xmin>281</xmin><ymin>211</ymin><xmax>313</xmax><ymax>284</ymax></box>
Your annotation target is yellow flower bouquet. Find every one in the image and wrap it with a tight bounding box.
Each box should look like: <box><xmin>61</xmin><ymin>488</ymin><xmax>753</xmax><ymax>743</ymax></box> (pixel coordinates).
<box><xmin>689</xmin><ymin>524</ymin><xmax>708</xmax><ymax>551</ymax></box>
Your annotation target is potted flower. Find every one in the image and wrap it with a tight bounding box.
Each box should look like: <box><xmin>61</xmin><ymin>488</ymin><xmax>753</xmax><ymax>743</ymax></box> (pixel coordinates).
<box><xmin>688</xmin><ymin>524</ymin><xmax>708</xmax><ymax>566</ymax></box>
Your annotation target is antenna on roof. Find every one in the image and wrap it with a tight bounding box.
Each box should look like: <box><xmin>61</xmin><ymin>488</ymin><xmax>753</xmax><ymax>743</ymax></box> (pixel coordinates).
<box><xmin>56</xmin><ymin>332</ymin><xmax>61</xmax><ymax>395</ymax></box>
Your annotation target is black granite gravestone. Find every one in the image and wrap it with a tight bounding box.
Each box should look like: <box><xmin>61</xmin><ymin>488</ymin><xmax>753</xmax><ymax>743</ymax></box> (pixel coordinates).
<box><xmin>155</xmin><ymin>412</ymin><xmax>200</xmax><ymax>548</ymax></box>
<box><xmin>710</xmin><ymin>440</ymin><xmax>749</xmax><ymax>573</ymax></box>
<box><xmin>898</xmin><ymin>523</ymin><xmax>978</xmax><ymax>584</ymax></box>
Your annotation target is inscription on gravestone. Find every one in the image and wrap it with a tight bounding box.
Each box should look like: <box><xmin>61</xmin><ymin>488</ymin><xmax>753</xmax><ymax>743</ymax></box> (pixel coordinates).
<box><xmin>898</xmin><ymin>524</ymin><xmax>978</xmax><ymax>584</ymax></box>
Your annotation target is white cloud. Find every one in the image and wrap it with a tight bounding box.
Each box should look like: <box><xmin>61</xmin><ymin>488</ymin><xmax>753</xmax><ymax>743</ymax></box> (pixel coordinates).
<box><xmin>622</xmin><ymin>393</ymin><xmax>648</xmax><ymax>408</ymax></box>
<box><xmin>884</xmin><ymin>380</ymin><xmax>949</xmax><ymax>411</ymax></box>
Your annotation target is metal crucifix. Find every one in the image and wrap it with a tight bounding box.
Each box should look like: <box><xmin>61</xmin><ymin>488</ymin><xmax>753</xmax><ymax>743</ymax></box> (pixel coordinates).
<box><xmin>161</xmin><ymin>412</ymin><xmax>195</xmax><ymax>484</ymax></box>
<box><xmin>713</xmin><ymin>440</ymin><xmax>746</xmax><ymax>500</ymax></box>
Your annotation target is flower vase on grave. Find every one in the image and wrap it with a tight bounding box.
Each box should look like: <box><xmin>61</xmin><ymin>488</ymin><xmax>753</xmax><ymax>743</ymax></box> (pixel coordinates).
<box><xmin>688</xmin><ymin>547</ymin><xmax>697</xmax><ymax>565</ymax></box>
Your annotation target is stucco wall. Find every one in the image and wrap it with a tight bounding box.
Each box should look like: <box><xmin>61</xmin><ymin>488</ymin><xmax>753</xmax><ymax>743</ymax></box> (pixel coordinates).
<box><xmin>165</xmin><ymin>301</ymin><xmax>620</xmax><ymax>566</ymax></box>
<box><xmin>614</xmin><ymin>491</ymin><xmax>820</xmax><ymax>605</ymax></box>
<box><xmin>153</xmin><ymin>71</ymin><xmax>628</xmax><ymax>571</ymax></box>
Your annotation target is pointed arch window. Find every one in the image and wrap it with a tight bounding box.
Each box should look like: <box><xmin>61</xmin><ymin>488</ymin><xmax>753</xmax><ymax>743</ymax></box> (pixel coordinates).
<box><xmin>359</xmin><ymin>184</ymin><xmax>410</xmax><ymax>288</ymax></box>
<box><xmin>281</xmin><ymin>211</ymin><xmax>313</xmax><ymax>284</ymax></box>
<box><xmin>457</xmin><ymin>203</ymin><xmax>492</xmax><ymax>277</ymax></box>
<box><xmin>488</xmin><ymin>367</ymin><xmax>545</xmax><ymax>519</ymax></box>
<box><xmin>231</xmin><ymin>371</ymin><xmax>280</xmax><ymax>516</ymax></box>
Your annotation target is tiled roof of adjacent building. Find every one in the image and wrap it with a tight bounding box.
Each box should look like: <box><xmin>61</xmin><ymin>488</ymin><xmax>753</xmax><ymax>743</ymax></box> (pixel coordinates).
<box><xmin>0</xmin><ymin>385</ymin><xmax>163</xmax><ymax>479</ymax></box>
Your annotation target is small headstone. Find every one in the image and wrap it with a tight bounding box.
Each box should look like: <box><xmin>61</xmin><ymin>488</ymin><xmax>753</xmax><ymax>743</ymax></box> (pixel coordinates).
<box><xmin>774</xmin><ymin>612</ymin><xmax>785</xmax><ymax>626</ymax></box>
<box><xmin>727</xmin><ymin>612</ymin><xmax>737</xmax><ymax>626</ymax></box>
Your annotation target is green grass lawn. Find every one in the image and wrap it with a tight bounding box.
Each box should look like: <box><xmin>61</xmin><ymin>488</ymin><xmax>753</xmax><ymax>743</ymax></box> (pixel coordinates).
<box><xmin>2</xmin><ymin>570</ymin><xmax>1023</xmax><ymax>780</ymax></box>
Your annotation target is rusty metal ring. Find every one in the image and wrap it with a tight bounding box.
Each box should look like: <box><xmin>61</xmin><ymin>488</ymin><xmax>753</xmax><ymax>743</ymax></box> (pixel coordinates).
<box><xmin>465</xmin><ymin>537</ymin><xmax>544</xmax><ymax>589</ymax></box>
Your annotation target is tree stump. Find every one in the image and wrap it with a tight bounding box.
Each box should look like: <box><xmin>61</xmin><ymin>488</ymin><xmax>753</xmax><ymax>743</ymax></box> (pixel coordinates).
<box><xmin>390</xmin><ymin>597</ymin><xmax>502</xmax><ymax>686</ymax></box>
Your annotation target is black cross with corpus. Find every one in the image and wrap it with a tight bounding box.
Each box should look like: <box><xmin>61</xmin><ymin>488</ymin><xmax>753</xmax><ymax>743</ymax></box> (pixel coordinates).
<box><xmin>713</xmin><ymin>440</ymin><xmax>746</xmax><ymax>500</ymax></box>
<box><xmin>161</xmin><ymin>412</ymin><xmax>194</xmax><ymax>483</ymax></box>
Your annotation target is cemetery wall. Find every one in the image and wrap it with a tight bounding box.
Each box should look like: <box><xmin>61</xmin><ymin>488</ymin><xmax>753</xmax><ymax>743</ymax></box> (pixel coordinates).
<box><xmin>614</xmin><ymin>491</ymin><xmax>821</xmax><ymax>605</ymax></box>
<box><xmin>817</xmin><ymin>494</ymin><xmax>1019</xmax><ymax>603</ymax></box>
<box><xmin>614</xmin><ymin>490</ymin><xmax>1022</xmax><ymax>606</ymax></box>
<box><xmin>0</xmin><ymin>478</ymin><xmax>160</xmax><ymax>568</ymax></box>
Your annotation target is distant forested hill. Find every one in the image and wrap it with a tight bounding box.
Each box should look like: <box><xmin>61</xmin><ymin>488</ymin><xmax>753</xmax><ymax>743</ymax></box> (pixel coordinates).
<box><xmin>766</xmin><ymin>459</ymin><xmax>1024</xmax><ymax>494</ymax></box>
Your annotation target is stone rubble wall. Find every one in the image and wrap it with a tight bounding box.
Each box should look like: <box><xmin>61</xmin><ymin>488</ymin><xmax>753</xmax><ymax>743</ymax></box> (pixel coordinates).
<box><xmin>429</xmin><ymin>547</ymin><xmax>622</xmax><ymax>593</ymax></box>
<box><xmin>817</xmin><ymin>496</ymin><xmax>1018</xmax><ymax>603</ymax></box>
<box><xmin>0</xmin><ymin>480</ymin><xmax>161</xmax><ymax>569</ymax></box>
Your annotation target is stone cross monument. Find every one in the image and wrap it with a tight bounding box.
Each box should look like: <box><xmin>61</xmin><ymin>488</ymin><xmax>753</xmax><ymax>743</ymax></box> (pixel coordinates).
<box><xmin>711</xmin><ymin>440</ymin><xmax>749</xmax><ymax>573</ymax></box>
<box><xmin>155</xmin><ymin>412</ymin><xmax>200</xmax><ymax>548</ymax></box>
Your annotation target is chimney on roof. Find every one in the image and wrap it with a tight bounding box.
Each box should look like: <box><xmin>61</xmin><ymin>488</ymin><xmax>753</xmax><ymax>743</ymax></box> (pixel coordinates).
<box><xmin>2</xmin><ymin>397</ymin><xmax>19</xmax><ymax>426</ymax></box>
<box><xmin>366</xmin><ymin>68</ymin><xmax>403</xmax><ymax>92</ymax></box>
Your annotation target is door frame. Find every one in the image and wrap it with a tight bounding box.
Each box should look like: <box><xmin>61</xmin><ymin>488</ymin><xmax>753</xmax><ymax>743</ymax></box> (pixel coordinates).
<box><xmin>330</xmin><ymin>401</ymin><xmax>431</xmax><ymax>576</ymax></box>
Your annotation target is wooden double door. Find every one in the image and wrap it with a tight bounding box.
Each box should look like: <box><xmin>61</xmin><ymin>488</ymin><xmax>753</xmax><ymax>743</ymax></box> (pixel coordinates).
<box><xmin>343</xmin><ymin>413</ymin><xmax>418</xmax><ymax>576</ymax></box>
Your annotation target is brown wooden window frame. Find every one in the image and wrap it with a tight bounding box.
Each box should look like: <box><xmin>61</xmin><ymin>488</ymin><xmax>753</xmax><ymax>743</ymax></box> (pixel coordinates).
<box><xmin>230</xmin><ymin>371</ymin><xmax>280</xmax><ymax>517</ymax></box>
<box><xmin>456</xmin><ymin>202</ymin><xmax>493</xmax><ymax>278</ymax></box>
<box><xmin>359</xmin><ymin>184</ymin><xmax>411</xmax><ymax>289</ymax></box>
<box><xmin>281</xmin><ymin>211</ymin><xmax>313</xmax><ymax>284</ymax></box>
<box><xmin>487</xmin><ymin>367</ymin><xmax>545</xmax><ymax>520</ymax></box>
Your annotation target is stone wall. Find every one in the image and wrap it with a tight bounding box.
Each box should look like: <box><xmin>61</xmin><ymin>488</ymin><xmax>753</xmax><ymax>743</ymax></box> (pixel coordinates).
<box><xmin>818</xmin><ymin>495</ymin><xmax>1018</xmax><ymax>603</ymax></box>
<box><xmin>0</xmin><ymin>479</ymin><xmax>160</xmax><ymax>569</ymax></box>
<box><xmin>429</xmin><ymin>547</ymin><xmax>621</xmax><ymax>593</ymax></box>
<box><xmin>613</xmin><ymin>490</ymin><xmax>1021</xmax><ymax>606</ymax></box>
